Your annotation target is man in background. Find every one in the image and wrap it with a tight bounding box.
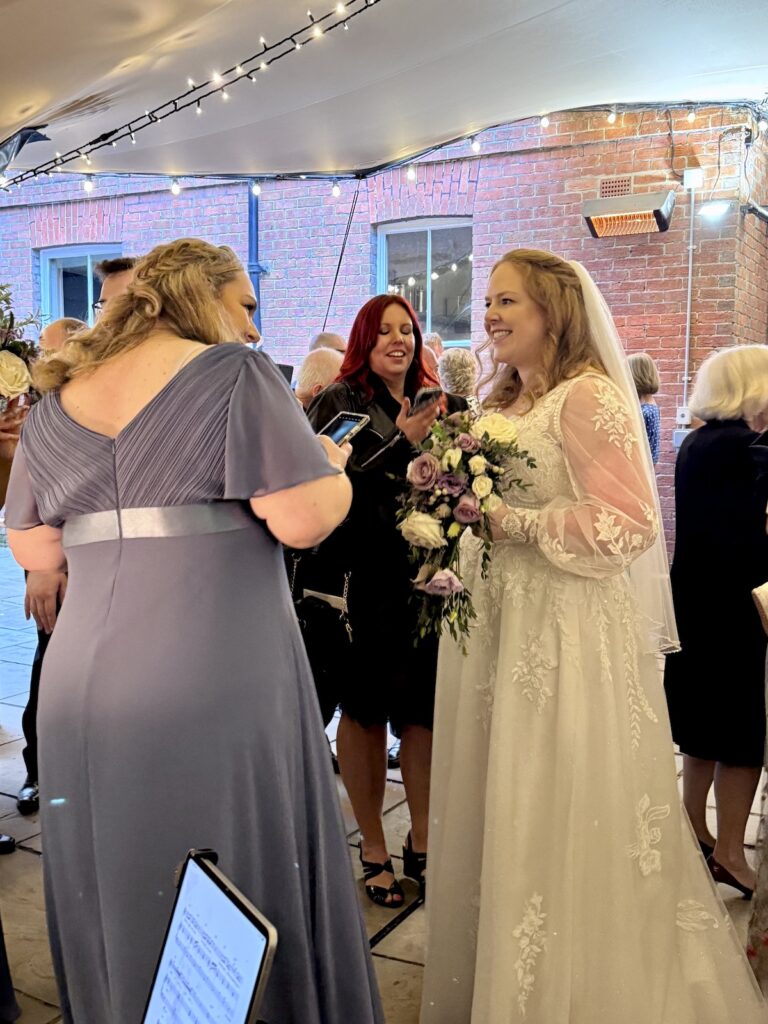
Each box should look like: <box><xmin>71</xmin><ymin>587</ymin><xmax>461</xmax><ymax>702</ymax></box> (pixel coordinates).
<box><xmin>295</xmin><ymin>348</ymin><xmax>344</xmax><ymax>410</ymax></box>
<box><xmin>309</xmin><ymin>331</ymin><xmax>346</xmax><ymax>354</ymax></box>
<box><xmin>16</xmin><ymin>261</ymin><xmax>135</xmax><ymax>816</ymax></box>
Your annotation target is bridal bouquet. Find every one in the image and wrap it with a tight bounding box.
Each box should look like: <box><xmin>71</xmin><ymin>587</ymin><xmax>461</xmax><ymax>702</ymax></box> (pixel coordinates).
<box><xmin>0</xmin><ymin>284</ymin><xmax>38</xmax><ymax>413</ymax></box>
<box><xmin>397</xmin><ymin>410</ymin><xmax>534</xmax><ymax>648</ymax></box>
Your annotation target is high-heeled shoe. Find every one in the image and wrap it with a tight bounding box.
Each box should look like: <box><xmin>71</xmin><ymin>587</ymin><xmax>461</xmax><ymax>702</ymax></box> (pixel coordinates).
<box><xmin>707</xmin><ymin>855</ymin><xmax>754</xmax><ymax>900</ymax></box>
<box><xmin>359</xmin><ymin>850</ymin><xmax>405</xmax><ymax>908</ymax></box>
<box><xmin>402</xmin><ymin>832</ymin><xmax>427</xmax><ymax>893</ymax></box>
<box><xmin>698</xmin><ymin>838</ymin><xmax>714</xmax><ymax>859</ymax></box>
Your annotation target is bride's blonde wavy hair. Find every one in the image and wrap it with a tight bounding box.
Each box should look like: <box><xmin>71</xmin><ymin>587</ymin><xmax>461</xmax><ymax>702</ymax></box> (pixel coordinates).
<box><xmin>478</xmin><ymin>249</ymin><xmax>605</xmax><ymax>411</ymax></box>
<box><xmin>35</xmin><ymin>238</ymin><xmax>244</xmax><ymax>392</ymax></box>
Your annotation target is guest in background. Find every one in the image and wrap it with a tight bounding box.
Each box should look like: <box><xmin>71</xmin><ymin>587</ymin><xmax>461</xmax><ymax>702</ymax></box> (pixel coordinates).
<box><xmin>628</xmin><ymin>351</ymin><xmax>661</xmax><ymax>463</ymax></box>
<box><xmin>93</xmin><ymin>257</ymin><xmax>137</xmax><ymax>317</ymax></box>
<box><xmin>38</xmin><ymin>318</ymin><xmax>87</xmax><ymax>355</ymax></box>
<box><xmin>423</xmin><ymin>332</ymin><xmax>444</xmax><ymax>358</ymax></box>
<box><xmin>310</xmin><ymin>331</ymin><xmax>346</xmax><ymax>353</ymax></box>
<box><xmin>665</xmin><ymin>345</ymin><xmax>768</xmax><ymax>898</ymax></box>
<box><xmin>306</xmin><ymin>295</ymin><xmax>467</xmax><ymax>908</ymax></box>
<box><xmin>295</xmin><ymin>347</ymin><xmax>344</xmax><ymax>410</ymax></box>
<box><xmin>438</xmin><ymin>347</ymin><xmax>479</xmax><ymax>414</ymax></box>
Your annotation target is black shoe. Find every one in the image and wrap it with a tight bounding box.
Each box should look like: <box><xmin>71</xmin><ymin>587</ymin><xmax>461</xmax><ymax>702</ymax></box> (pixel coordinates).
<box><xmin>387</xmin><ymin>741</ymin><xmax>401</xmax><ymax>770</ymax></box>
<box><xmin>402</xmin><ymin>831</ymin><xmax>427</xmax><ymax>893</ymax></box>
<box><xmin>707</xmin><ymin>855</ymin><xmax>754</xmax><ymax>900</ymax></box>
<box><xmin>16</xmin><ymin>780</ymin><xmax>39</xmax><ymax>816</ymax></box>
<box><xmin>0</xmin><ymin>834</ymin><xmax>16</xmax><ymax>855</ymax></box>
<box><xmin>359</xmin><ymin>851</ymin><xmax>405</xmax><ymax>908</ymax></box>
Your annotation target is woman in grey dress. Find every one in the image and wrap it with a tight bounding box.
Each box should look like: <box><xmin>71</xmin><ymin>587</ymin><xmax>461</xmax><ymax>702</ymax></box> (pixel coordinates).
<box><xmin>4</xmin><ymin>238</ymin><xmax>384</xmax><ymax>1024</ymax></box>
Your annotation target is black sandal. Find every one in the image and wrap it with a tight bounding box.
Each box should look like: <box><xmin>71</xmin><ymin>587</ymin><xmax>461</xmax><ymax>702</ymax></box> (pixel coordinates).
<box><xmin>360</xmin><ymin>852</ymin><xmax>405</xmax><ymax>908</ymax></box>
<box><xmin>402</xmin><ymin>832</ymin><xmax>427</xmax><ymax>892</ymax></box>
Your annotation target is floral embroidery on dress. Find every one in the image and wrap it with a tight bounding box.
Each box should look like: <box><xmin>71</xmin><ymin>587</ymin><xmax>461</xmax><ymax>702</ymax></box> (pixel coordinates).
<box><xmin>676</xmin><ymin>899</ymin><xmax>720</xmax><ymax>932</ymax></box>
<box><xmin>614</xmin><ymin>585</ymin><xmax>658</xmax><ymax>752</ymax></box>
<box><xmin>590</xmin><ymin>377</ymin><xmax>638</xmax><ymax>458</ymax></box>
<box><xmin>594</xmin><ymin>509</ymin><xmax>647</xmax><ymax>566</ymax></box>
<box><xmin>476</xmin><ymin>658</ymin><xmax>496</xmax><ymax>732</ymax></box>
<box><xmin>627</xmin><ymin>794</ymin><xmax>670</xmax><ymax>876</ymax></box>
<box><xmin>513</xmin><ymin>893</ymin><xmax>547</xmax><ymax>1016</ymax></box>
<box><xmin>510</xmin><ymin>631</ymin><xmax>554</xmax><ymax>713</ymax></box>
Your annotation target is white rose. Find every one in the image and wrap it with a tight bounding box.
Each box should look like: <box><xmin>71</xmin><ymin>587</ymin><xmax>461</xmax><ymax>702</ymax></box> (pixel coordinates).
<box><xmin>0</xmin><ymin>351</ymin><xmax>31</xmax><ymax>400</ymax></box>
<box><xmin>434</xmin><ymin>503</ymin><xmax>453</xmax><ymax>519</ymax></box>
<box><xmin>472</xmin><ymin>475</ymin><xmax>493</xmax><ymax>499</ymax></box>
<box><xmin>468</xmin><ymin>454</ymin><xmax>487</xmax><ymax>476</ymax></box>
<box><xmin>484</xmin><ymin>493</ymin><xmax>503</xmax><ymax>513</ymax></box>
<box><xmin>470</xmin><ymin>413</ymin><xmax>518</xmax><ymax>446</ymax></box>
<box><xmin>440</xmin><ymin>447</ymin><xmax>462</xmax><ymax>472</ymax></box>
<box><xmin>399</xmin><ymin>511</ymin><xmax>447</xmax><ymax>550</ymax></box>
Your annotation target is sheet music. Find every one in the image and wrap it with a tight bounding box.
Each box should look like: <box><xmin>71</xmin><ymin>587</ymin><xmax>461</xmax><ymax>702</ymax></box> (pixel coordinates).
<box><xmin>144</xmin><ymin>860</ymin><xmax>267</xmax><ymax>1024</ymax></box>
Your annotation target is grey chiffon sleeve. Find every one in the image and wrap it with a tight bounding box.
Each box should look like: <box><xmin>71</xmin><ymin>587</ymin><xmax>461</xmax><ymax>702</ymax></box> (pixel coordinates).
<box><xmin>4</xmin><ymin>444</ymin><xmax>43</xmax><ymax>529</ymax></box>
<box><xmin>224</xmin><ymin>349</ymin><xmax>340</xmax><ymax>499</ymax></box>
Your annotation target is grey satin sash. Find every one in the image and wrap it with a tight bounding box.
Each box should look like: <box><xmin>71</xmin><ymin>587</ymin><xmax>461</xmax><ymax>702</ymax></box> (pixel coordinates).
<box><xmin>62</xmin><ymin>502</ymin><xmax>254</xmax><ymax>547</ymax></box>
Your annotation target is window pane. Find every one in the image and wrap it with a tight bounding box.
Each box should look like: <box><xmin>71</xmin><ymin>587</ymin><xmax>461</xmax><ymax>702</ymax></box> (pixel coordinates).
<box><xmin>429</xmin><ymin>227</ymin><xmax>472</xmax><ymax>341</ymax></box>
<box><xmin>386</xmin><ymin>231</ymin><xmax>427</xmax><ymax>325</ymax></box>
<box><xmin>61</xmin><ymin>262</ymin><xmax>89</xmax><ymax>322</ymax></box>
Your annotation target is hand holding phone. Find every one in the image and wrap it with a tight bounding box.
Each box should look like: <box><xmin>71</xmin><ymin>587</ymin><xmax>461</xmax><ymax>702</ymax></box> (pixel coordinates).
<box><xmin>407</xmin><ymin>387</ymin><xmax>443</xmax><ymax>417</ymax></box>
<box><xmin>318</xmin><ymin>411</ymin><xmax>370</xmax><ymax>445</ymax></box>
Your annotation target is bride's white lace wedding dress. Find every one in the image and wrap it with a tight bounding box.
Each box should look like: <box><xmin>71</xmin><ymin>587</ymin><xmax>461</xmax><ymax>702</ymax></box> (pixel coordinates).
<box><xmin>421</xmin><ymin>372</ymin><xmax>766</xmax><ymax>1023</ymax></box>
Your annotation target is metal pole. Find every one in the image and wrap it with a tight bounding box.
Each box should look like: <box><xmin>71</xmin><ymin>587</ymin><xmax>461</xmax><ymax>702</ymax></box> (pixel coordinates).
<box><xmin>682</xmin><ymin>187</ymin><xmax>695</xmax><ymax>408</ymax></box>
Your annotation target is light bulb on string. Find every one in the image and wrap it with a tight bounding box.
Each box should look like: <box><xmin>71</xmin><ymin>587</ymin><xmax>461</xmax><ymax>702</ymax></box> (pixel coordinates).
<box><xmin>607</xmin><ymin>108</ymin><xmax>617</xmax><ymax>124</ymax></box>
<box><xmin>196</xmin><ymin>101</ymin><xmax>202</xmax><ymax>115</ymax></box>
<box><xmin>131</xmin><ymin>131</ymin><xmax>137</xmax><ymax>143</ymax></box>
<box><xmin>687</xmin><ymin>109</ymin><xmax>696</xmax><ymax>123</ymax></box>
<box><xmin>431</xmin><ymin>271</ymin><xmax>439</xmax><ymax>281</ymax></box>
<box><xmin>336</xmin><ymin>1</ymin><xmax>345</xmax><ymax>10</ymax></box>
<box><xmin>170</xmin><ymin>178</ymin><xmax>182</xmax><ymax>196</ymax></box>
<box><xmin>235</xmin><ymin>65</ymin><xmax>243</xmax><ymax>74</ymax></box>
<box><xmin>260</xmin><ymin>61</ymin><xmax>268</xmax><ymax>71</ymax></box>
<box><xmin>187</xmin><ymin>78</ymin><xmax>195</xmax><ymax>88</ymax></box>
<box><xmin>331</xmin><ymin>181</ymin><xmax>341</xmax><ymax>197</ymax></box>
<box><xmin>470</xmin><ymin>136</ymin><xmax>481</xmax><ymax>153</ymax></box>
<box><xmin>111</xmin><ymin>140</ymin><xmax>117</xmax><ymax>147</ymax></box>
<box><xmin>251</xmin><ymin>181</ymin><xmax>262</xmax><ymax>196</ymax></box>
<box><xmin>294</xmin><ymin>38</ymin><xmax>302</xmax><ymax>50</ymax></box>
<box><xmin>451</xmin><ymin>263</ymin><xmax>457</xmax><ymax>272</ymax></box>
<box><xmin>212</xmin><ymin>72</ymin><xmax>223</xmax><ymax>85</ymax></box>
<box><xmin>343</xmin><ymin>21</ymin><xmax>349</xmax><ymax>29</ymax></box>
<box><xmin>407</xmin><ymin>276</ymin><xmax>416</xmax><ymax>287</ymax></box>
<box><xmin>83</xmin><ymin>175</ymin><xmax>94</xmax><ymax>193</ymax></box>
<box><xmin>260</xmin><ymin>36</ymin><xmax>267</xmax><ymax>47</ymax></box>
<box><xmin>406</xmin><ymin>165</ymin><xmax>417</xmax><ymax>181</ymax></box>
<box><xmin>314</xmin><ymin>24</ymin><xmax>323</xmax><ymax>36</ymax></box>
<box><xmin>221</xmin><ymin>89</ymin><xmax>230</xmax><ymax>100</ymax></box>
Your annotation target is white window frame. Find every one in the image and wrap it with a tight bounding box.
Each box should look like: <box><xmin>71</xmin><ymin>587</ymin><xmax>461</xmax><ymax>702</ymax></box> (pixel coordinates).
<box><xmin>39</xmin><ymin>244</ymin><xmax>123</xmax><ymax>328</ymax></box>
<box><xmin>376</xmin><ymin>218</ymin><xmax>472</xmax><ymax>346</ymax></box>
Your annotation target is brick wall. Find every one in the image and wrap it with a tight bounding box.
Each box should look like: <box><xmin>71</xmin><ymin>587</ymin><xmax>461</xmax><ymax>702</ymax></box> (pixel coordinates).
<box><xmin>1</xmin><ymin>104</ymin><xmax>767</xmax><ymax>537</ymax></box>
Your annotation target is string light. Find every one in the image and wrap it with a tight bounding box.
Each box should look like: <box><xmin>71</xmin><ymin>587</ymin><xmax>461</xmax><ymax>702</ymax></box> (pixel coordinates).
<box><xmin>607</xmin><ymin>108</ymin><xmax>617</xmax><ymax>124</ymax></box>
<box><xmin>331</xmin><ymin>180</ymin><xmax>341</xmax><ymax>197</ymax></box>
<box><xmin>251</xmin><ymin>180</ymin><xmax>262</xmax><ymax>196</ymax></box>
<box><xmin>451</xmin><ymin>262</ymin><xmax>457</xmax><ymax>272</ymax></box>
<box><xmin>82</xmin><ymin>175</ymin><xmax>94</xmax><ymax>193</ymax></box>
<box><xmin>540</xmin><ymin>115</ymin><xmax>550</xmax><ymax>128</ymax></box>
<box><xmin>170</xmin><ymin>178</ymin><xmax>182</xmax><ymax>196</ymax></box>
<box><xmin>407</xmin><ymin>276</ymin><xmax>416</xmax><ymax>286</ymax></box>
<box><xmin>196</xmin><ymin>101</ymin><xmax>202</xmax><ymax>115</ymax></box>
<box><xmin>687</xmin><ymin>109</ymin><xmax>696</xmax><ymax>123</ymax></box>
<box><xmin>406</xmin><ymin>165</ymin><xmax>417</xmax><ymax>181</ymax></box>
<box><xmin>470</xmin><ymin>136</ymin><xmax>481</xmax><ymax>153</ymax></box>
<box><xmin>1</xmin><ymin>0</ymin><xmax>388</xmax><ymax>189</ymax></box>
<box><xmin>431</xmin><ymin>271</ymin><xmax>439</xmax><ymax>280</ymax></box>
<box><xmin>131</xmin><ymin>131</ymin><xmax>137</xmax><ymax>143</ymax></box>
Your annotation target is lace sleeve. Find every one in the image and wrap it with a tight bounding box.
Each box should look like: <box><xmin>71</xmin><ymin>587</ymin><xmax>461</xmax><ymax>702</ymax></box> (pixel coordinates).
<box><xmin>499</xmin><ymin>375</ymin><xmax>658</xmax><ymax>578</ymax></box>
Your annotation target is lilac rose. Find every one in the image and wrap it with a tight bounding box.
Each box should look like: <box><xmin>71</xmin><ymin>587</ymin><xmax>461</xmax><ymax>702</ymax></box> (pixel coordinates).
<box><xmin>453</xmin><ymin>493</ymin><xmax>482</xmax><ymax>524</ymax></box>
<box><xmin>456</xmin><ymin>432</ymin><xmax>482</xmax><ymax>454</ymax></box>
<box><xmin>423</xmin><ymin>569</ymin><xmax>465</xmax><ymax>596</ymax></box>
<box><xmin>436</xmin><ymin>473</ymin><xmax>467</xmax><ymax>497</ymax></box>
<box><xmin>406</xmin><ymin>451</ymin><xmax>441</xmax><ymax>491</ymax></box>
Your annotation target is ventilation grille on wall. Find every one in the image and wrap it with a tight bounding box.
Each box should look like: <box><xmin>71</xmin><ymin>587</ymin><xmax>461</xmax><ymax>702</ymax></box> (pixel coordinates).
<box><xmin>599</xmin><ymin>175</ymin><xmax>633</xmax><ymax>199</ymax></box>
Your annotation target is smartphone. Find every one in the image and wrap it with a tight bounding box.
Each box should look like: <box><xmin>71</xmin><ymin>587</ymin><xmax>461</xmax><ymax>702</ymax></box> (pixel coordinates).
<box><xmin>318</xmin><ymin>411</ymin><xmax>370</xmax><ymax>445</ymax></box>
<box><xmin>408</xmin><ymin>387</ymin><xmax>443</xmax><ymax>416</ymax></box>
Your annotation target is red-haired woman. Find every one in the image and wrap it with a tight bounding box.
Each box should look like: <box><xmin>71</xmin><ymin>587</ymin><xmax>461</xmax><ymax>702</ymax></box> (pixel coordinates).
<box><xmin>307</xmin><ymin>295</ymin><xmax>467</xmax><ymax>907</ymax></box>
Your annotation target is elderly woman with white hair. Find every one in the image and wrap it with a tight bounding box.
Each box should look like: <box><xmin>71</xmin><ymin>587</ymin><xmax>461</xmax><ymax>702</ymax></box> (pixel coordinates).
<box><xmin>437</xmin><ymin>347</ymin><xmax>480</xmax><ymax>413</ymax></box>
<box><xmin>665</xmin><ymin>344</ymin><xmax>768</xmax><ymax>900</ymax></box>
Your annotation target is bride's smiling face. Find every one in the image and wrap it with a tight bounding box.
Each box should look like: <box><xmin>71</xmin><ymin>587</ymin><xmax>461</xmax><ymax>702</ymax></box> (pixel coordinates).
<box><xmin>484</xmin><ymin>263</ymin><xmax>549</xmax><ymax>374</ymax></box>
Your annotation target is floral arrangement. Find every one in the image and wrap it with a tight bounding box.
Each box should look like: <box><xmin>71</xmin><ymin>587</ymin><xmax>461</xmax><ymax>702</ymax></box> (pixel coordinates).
<box><xmin>397</xmin><ymin>410</ymin><xmax>535</xmax><ymax>648</ymax></box>
<box><xmin>0</xmin><ymin>284</ymin><xmax>39</xmax><ymax>412</ymax></box>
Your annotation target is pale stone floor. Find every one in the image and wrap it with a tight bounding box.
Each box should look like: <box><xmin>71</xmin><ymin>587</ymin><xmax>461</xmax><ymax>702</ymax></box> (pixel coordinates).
<box><xmin>0</xmin><ymin>539</ymin><xmax>761</xmax><ymax>1023</ymax></box>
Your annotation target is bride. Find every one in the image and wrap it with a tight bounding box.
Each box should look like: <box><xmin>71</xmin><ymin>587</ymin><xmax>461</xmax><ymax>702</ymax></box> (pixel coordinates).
<box><xmin>420</xmin><ymin>250</ymin><xmax>766</xmax><ymax>1022</ymax></box>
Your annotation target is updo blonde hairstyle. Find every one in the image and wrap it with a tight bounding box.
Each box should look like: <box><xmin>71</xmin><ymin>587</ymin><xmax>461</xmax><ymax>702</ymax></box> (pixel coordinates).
<box><xmin>479</xmin><ymin>249</ymin><xmax>605</xmax><ymax>411</ymax></box>
<box><xmin>35</xmin><ymin>238</ymin><xmax>244</xmax><ymax>392</ymax></box>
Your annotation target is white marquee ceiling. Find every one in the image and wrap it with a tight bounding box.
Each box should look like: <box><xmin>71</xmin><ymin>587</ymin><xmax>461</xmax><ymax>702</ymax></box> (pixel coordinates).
<box><xmin>1</xmin><ymin>0</ymin><xmax>767</xmax><ymax>179</ymax></box>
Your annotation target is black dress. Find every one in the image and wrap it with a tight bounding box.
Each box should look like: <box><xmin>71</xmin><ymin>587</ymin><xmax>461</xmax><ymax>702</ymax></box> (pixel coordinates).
<box><xmin>664</xmin><ymin>419</ymin><xmax>768</xmax><ymax>766</ymax></box>
<box><xmin>304</xmin><ymin>377</ymin><xmax>467</xmax><ymax>734</ymax></box>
